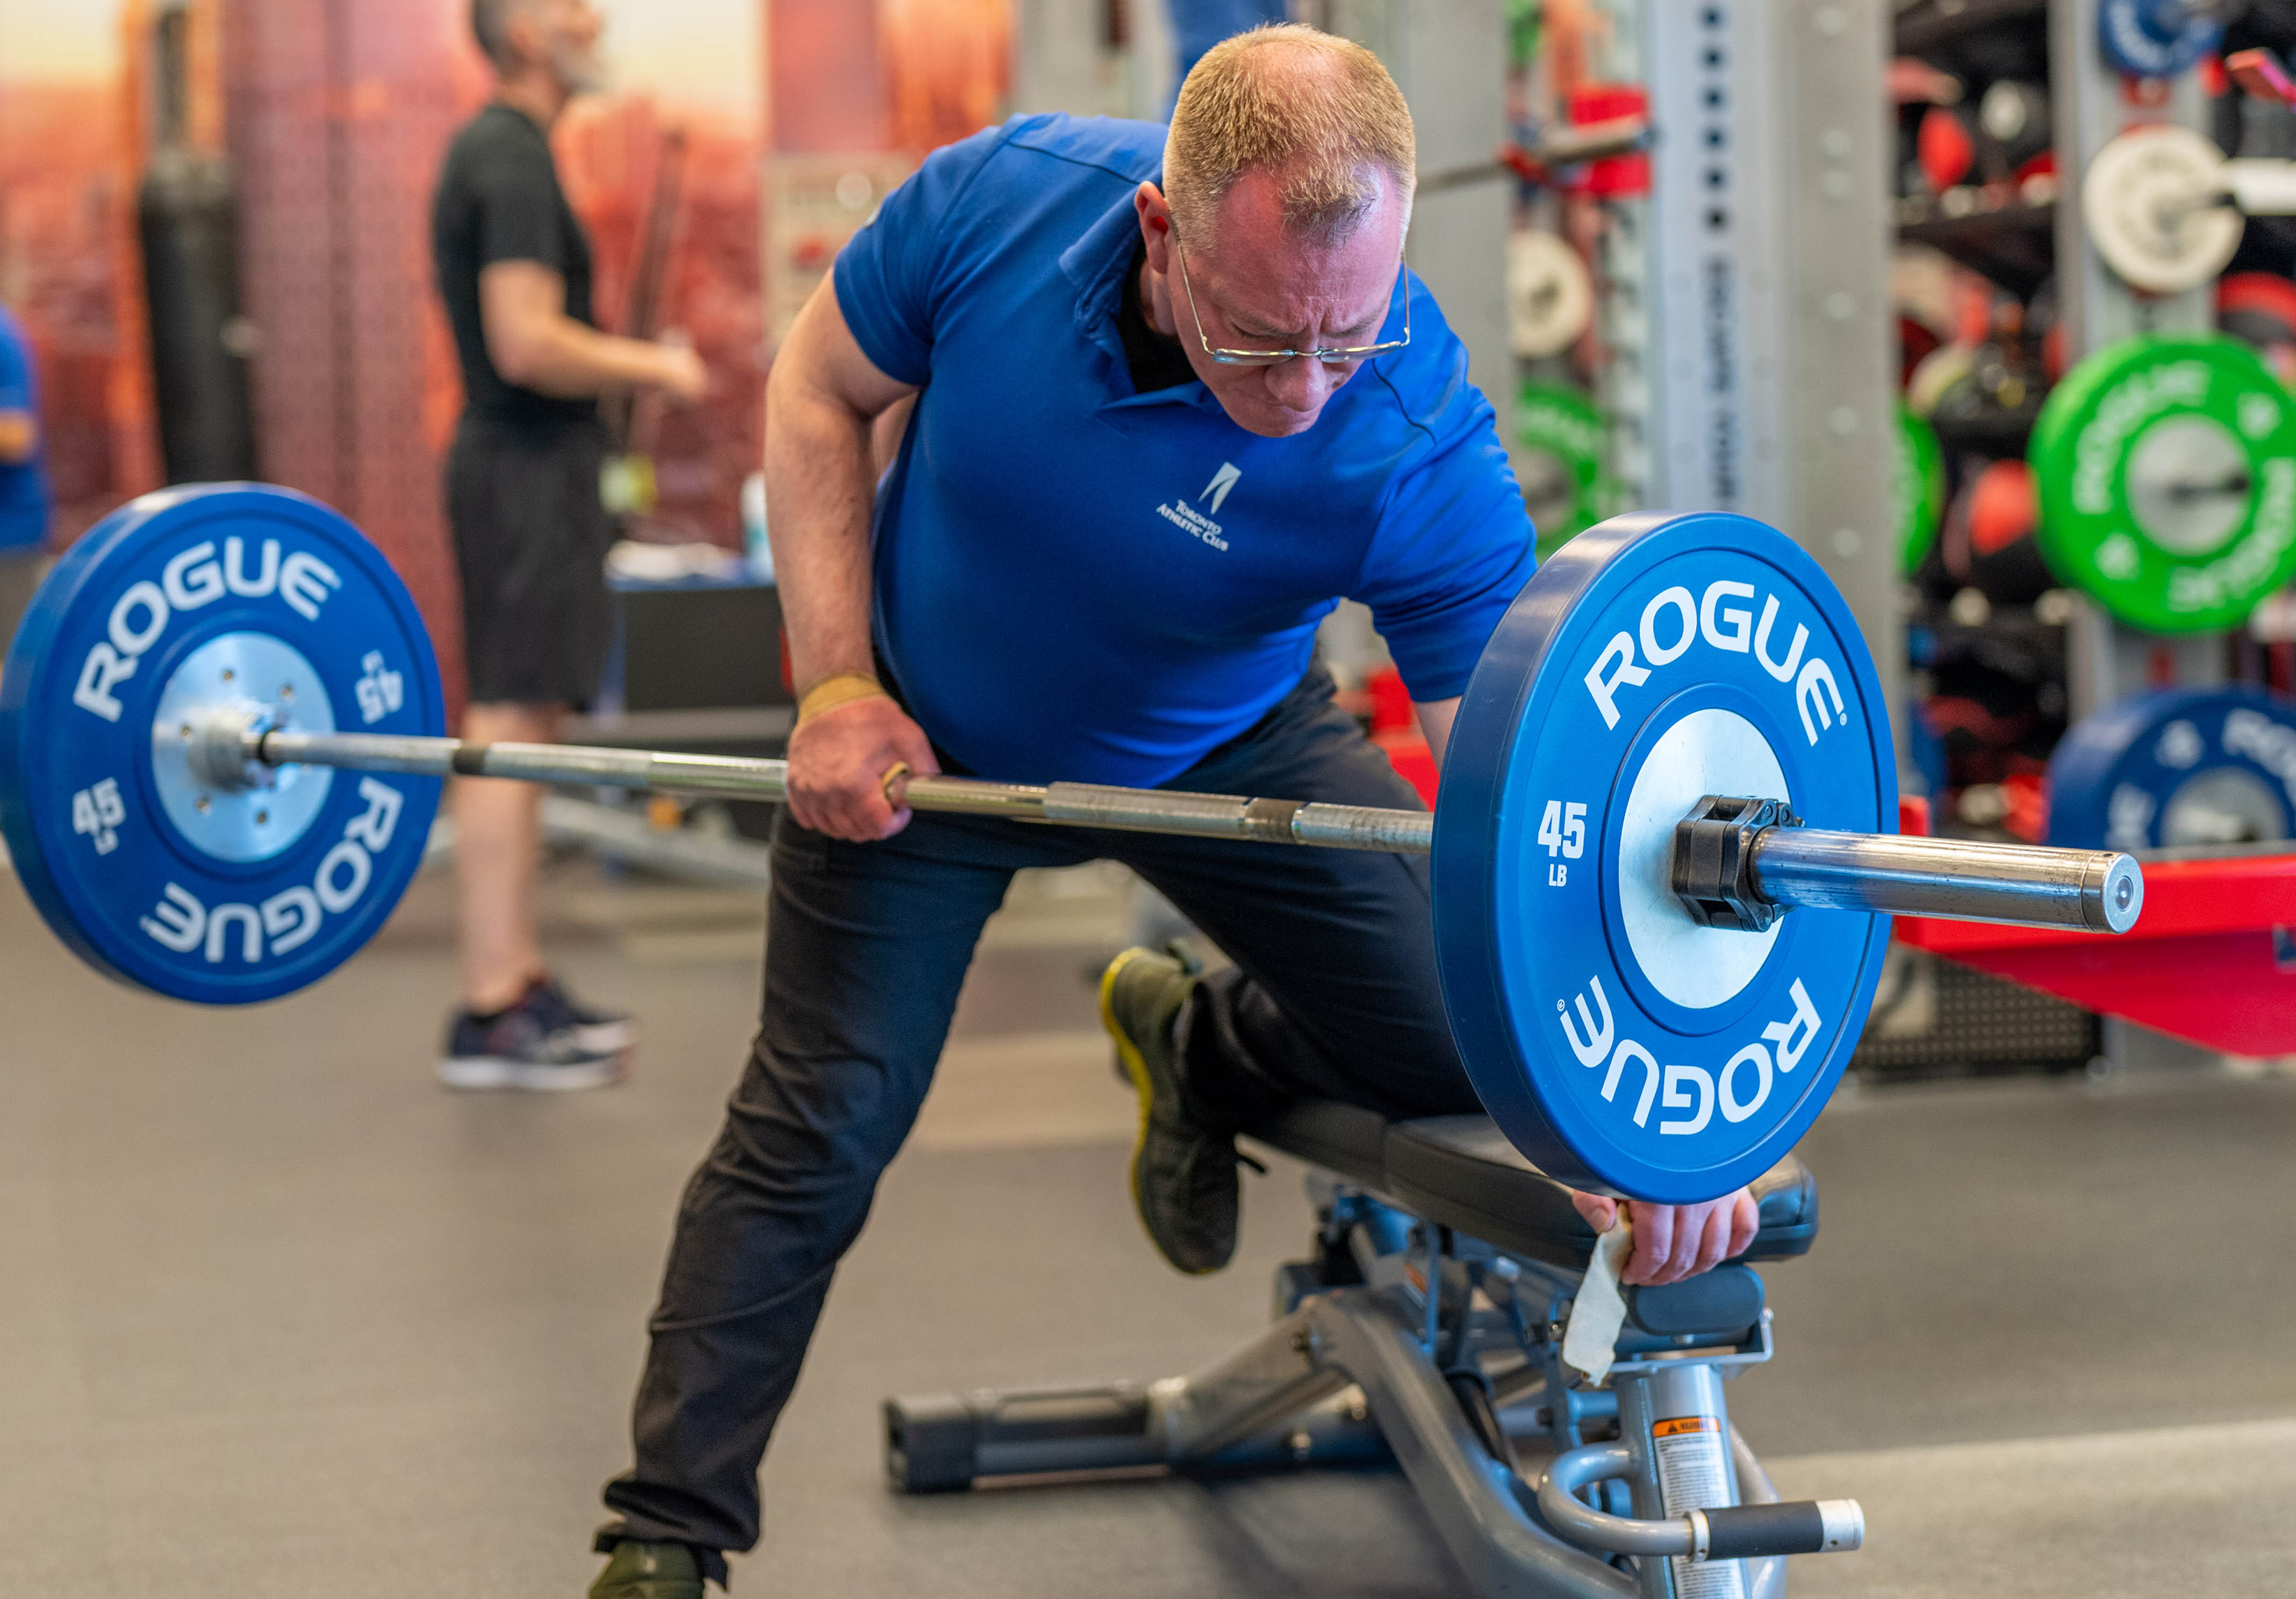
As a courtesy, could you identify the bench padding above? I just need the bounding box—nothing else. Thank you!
[1244,1104,1818,1273]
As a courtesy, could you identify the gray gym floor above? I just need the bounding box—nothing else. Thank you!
[1,854,2292,1597]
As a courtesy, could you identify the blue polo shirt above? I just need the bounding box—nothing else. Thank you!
[0,307,52,554]
[836,113,1532,786]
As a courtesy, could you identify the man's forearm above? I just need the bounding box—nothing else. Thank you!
[1415,698,1459,766]
[498,317,679,399]
[765,378,882,692]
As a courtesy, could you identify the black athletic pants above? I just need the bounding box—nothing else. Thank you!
[597,669,1481,1582]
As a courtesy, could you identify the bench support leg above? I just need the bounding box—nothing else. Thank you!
[1297,1289,1639,1598]
[888,1285,1642,1598]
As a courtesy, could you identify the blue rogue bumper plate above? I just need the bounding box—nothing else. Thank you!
[1434,513,1895,1202]
[0,485,445,1004]
[2048,685,2296,852]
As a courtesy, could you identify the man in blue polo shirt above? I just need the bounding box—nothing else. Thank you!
[590,26,1756,1594]
[0,304,53,652]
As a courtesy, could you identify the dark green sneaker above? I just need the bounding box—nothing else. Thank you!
[1100,945,1245,1275]
[589,1541,705,1599]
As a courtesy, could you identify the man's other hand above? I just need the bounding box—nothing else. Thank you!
[785,694,940,842]
[656,338,708,405]
[1569,1189,1759,1286]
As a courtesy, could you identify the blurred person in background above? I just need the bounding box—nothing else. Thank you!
[431,0,707,1091]
[0,302,53,654]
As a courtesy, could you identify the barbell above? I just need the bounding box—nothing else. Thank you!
[0,486,2144,1202]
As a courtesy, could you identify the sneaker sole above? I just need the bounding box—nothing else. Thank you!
[435,1050,630,1092]
[1098,950,1217,1278]
[573,1020,637,1055]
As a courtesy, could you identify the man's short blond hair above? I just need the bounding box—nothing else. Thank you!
[1164,24,1416,252]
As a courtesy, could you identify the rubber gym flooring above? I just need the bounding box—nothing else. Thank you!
[1,852,2292,1597]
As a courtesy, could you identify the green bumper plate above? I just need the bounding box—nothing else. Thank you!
[1516,382,1611,562]
[1895,403,1945,577]
[2029,333,2296,634]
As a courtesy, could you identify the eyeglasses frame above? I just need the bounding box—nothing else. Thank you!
[1169,232,1411,367]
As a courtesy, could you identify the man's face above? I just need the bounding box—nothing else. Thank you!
[1143,169,1408,440]
[515,0,607,95]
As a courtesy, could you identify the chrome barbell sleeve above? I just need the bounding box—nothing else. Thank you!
[1673,795,2143,934]
[1749,828,2143,934]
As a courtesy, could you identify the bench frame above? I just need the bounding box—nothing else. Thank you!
[886,1157,1858,1597]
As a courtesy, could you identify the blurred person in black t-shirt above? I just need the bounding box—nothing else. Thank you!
[432,0,706,1091]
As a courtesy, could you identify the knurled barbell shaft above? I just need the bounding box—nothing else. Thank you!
[250,730,1438,851]
[249,729,2139,933]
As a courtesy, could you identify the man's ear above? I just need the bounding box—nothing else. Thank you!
[503,4,544,68]
[1134,181,1175,274]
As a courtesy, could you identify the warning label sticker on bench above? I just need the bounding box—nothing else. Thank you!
[1655,1415,1746,1598]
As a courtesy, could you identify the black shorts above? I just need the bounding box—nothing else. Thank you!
[446,415,613,708]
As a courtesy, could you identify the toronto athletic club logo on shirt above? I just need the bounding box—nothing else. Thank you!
[1156,462,1240,551]
[1201,461,1241,514]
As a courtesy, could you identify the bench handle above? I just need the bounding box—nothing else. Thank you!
[1537,1442,1864,1560]
[1692,1500,1865,1560]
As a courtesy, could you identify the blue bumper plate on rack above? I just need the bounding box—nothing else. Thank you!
[0,484,445,1004]
[1434,512,1896,1203]
[2048,685,2295,852]
[2098,0,2222,80]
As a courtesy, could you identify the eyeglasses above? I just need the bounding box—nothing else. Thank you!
[1171,234,1410,367]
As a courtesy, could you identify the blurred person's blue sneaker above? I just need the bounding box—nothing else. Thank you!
[437,978,627,1092]
[528,972,637,1055]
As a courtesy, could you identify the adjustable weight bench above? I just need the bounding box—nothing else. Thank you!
[885,1102,1860,1599]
